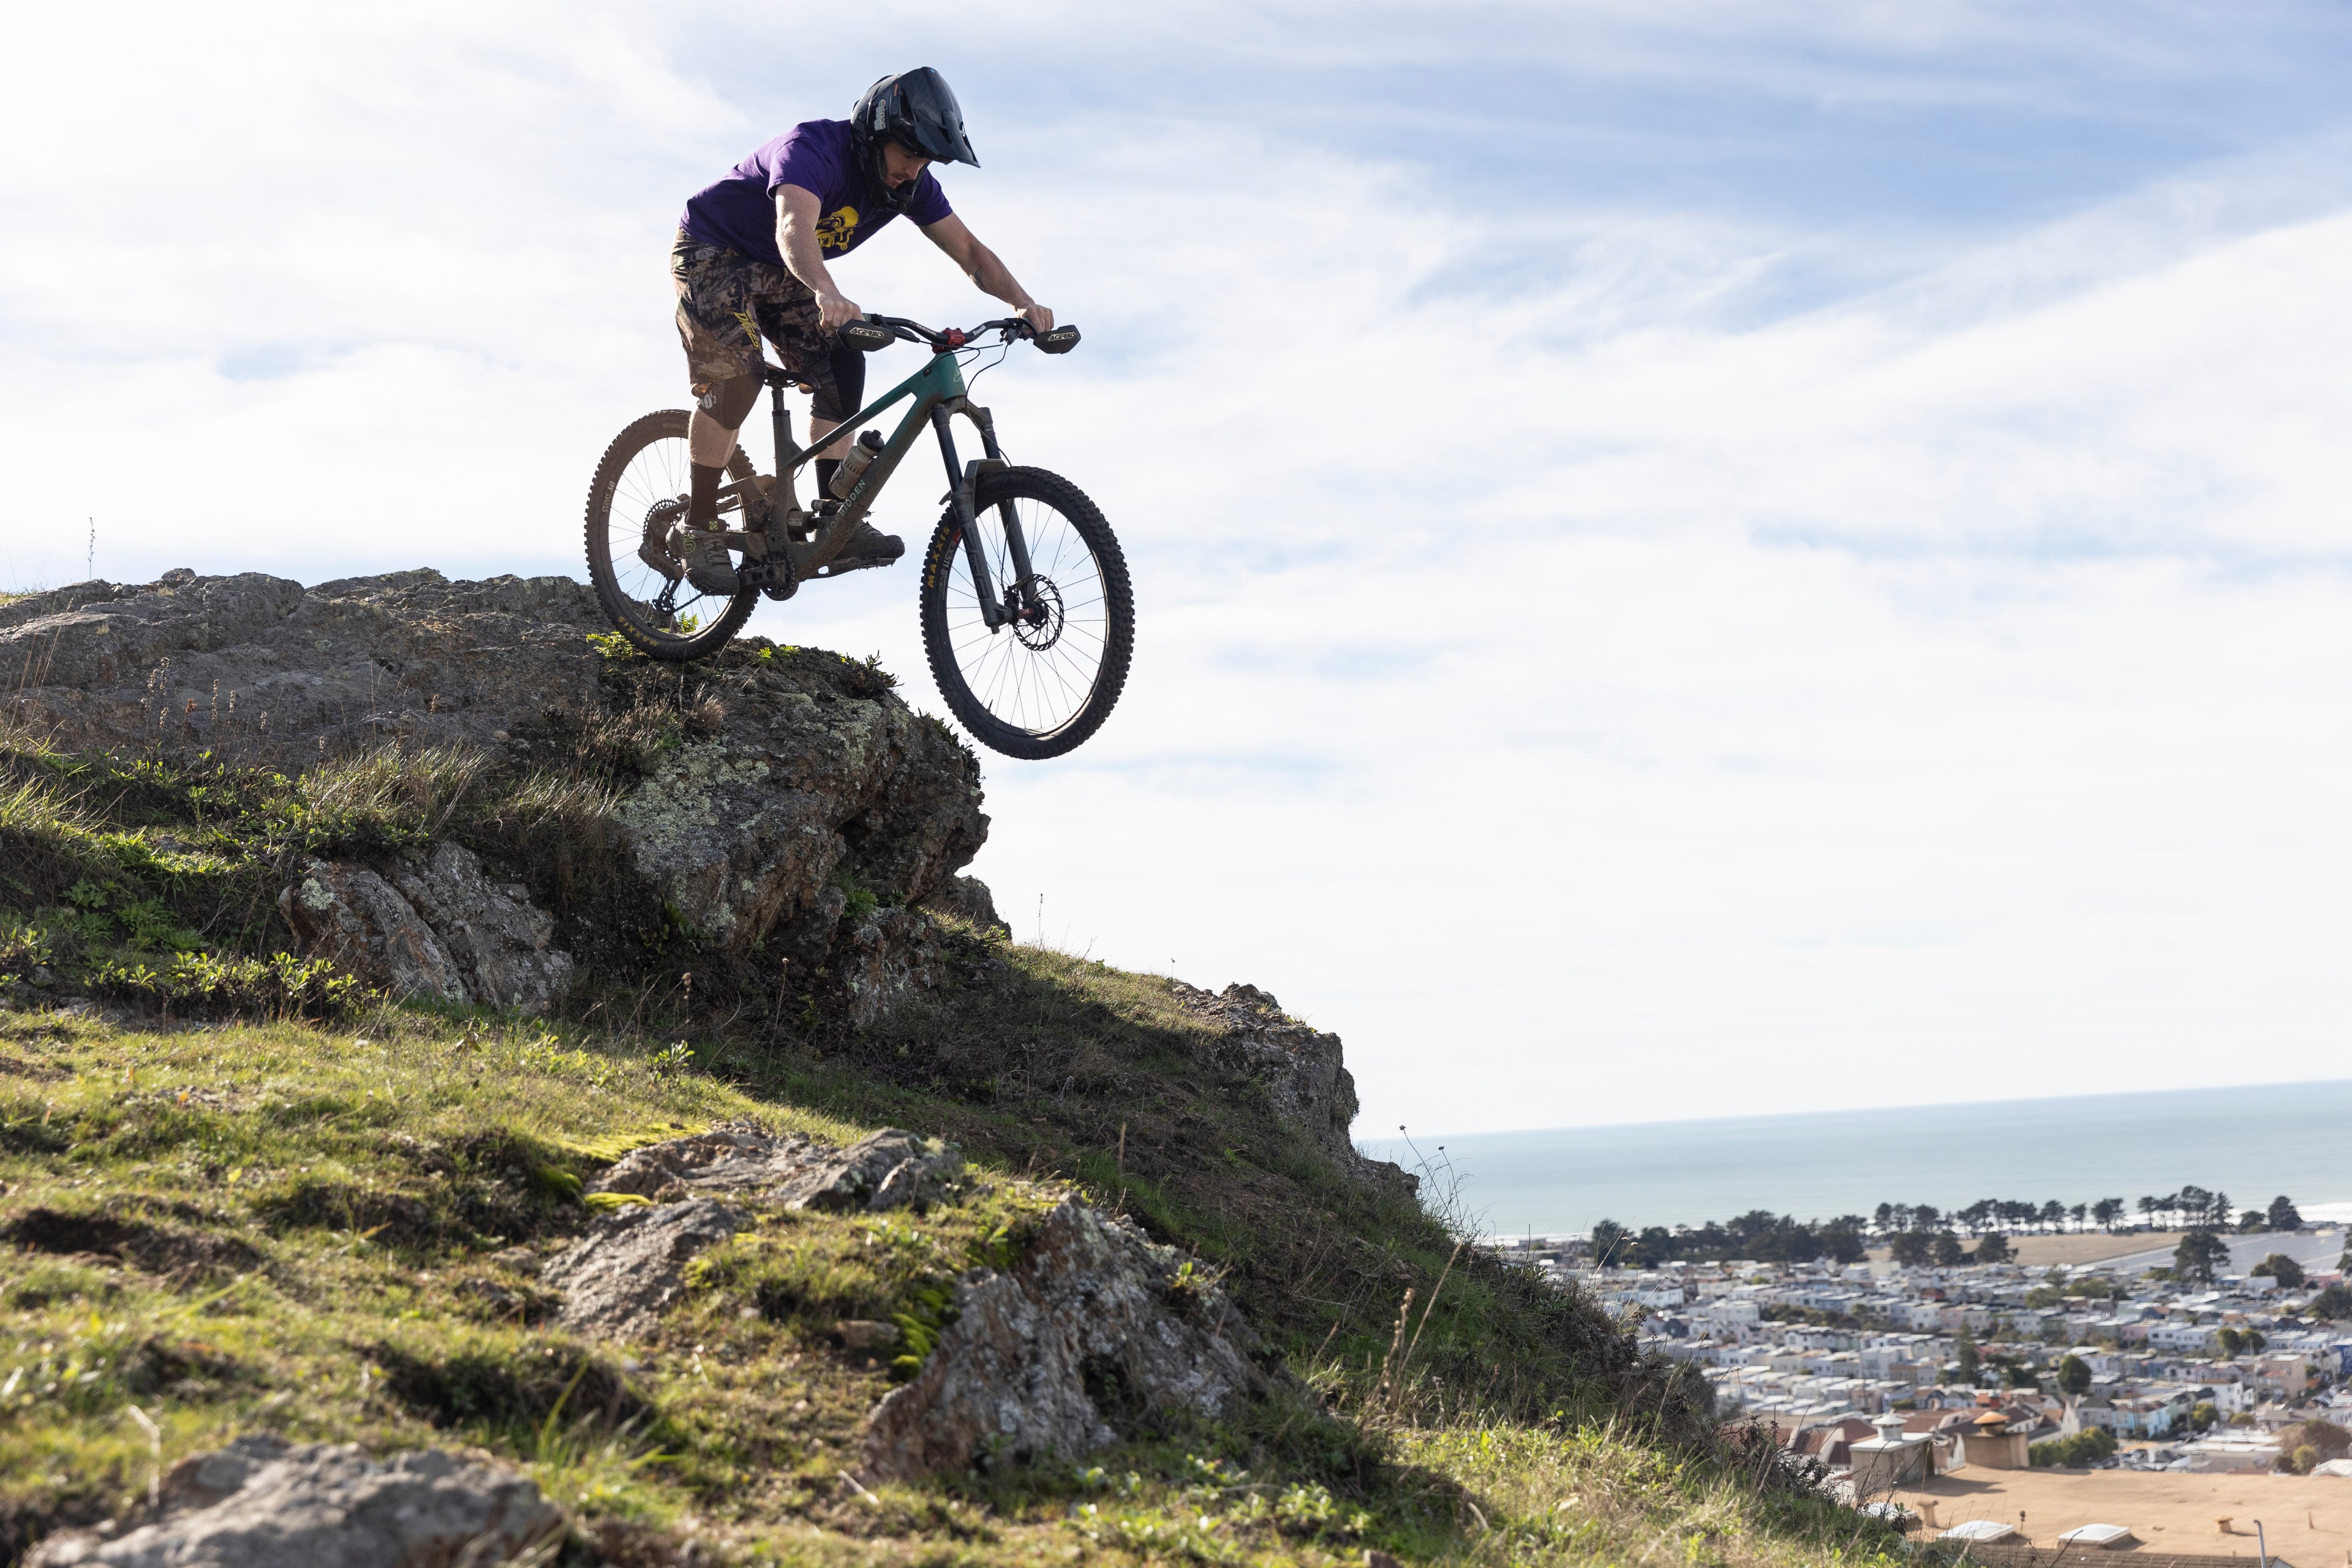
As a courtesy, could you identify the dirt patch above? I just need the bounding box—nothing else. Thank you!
[1869,1234,2185,1269]
[1894,1463,2352,1564]
[371,1341,655,1433]
[254,1180,440,1245]
[124,1335,247,1398]
[0,1052,67,1080]
[1,1205,260,1281]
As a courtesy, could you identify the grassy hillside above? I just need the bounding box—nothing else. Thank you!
[0,709,1901,1566]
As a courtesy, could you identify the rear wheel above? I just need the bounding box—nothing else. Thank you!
[919,467,1134,759]
[584,409,758,662]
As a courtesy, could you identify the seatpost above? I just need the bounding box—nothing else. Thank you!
[769,382,799,519]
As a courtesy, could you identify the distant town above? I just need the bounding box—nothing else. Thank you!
[1498,1190,2352,1482]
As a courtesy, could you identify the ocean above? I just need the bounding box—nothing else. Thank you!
[1354,1078,2352,1241]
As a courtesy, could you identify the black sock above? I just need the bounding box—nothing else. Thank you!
[687,463,722,527]
[815,457,842,499]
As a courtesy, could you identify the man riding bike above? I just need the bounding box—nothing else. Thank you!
[659,67,1057,594]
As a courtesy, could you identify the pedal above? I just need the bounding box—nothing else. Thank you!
[738,558,797,601]
[810,555,895,579]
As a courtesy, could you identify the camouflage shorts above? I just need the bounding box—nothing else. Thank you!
[670,228,839,399]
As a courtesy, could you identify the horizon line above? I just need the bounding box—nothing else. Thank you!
[1363,1074,2352,1146]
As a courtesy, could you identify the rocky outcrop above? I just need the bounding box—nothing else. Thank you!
[0,570,595,752]
[547,1126,966,1340]
[1170,982,1416,1193]
[584,1124,962,1212]
[2,568,989,1010]
[27,1432,562,1566]
[835,908,948,1030]
[862,1197,1270,1481]
[776,1127,963,1213]
[391,841,574,1011]
[541,1198,749,1340]
[276,859,468,1006]
[277,842,573,1012]
[587,1121,821,1199]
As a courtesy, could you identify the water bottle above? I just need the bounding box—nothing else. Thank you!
[830,430,886,499]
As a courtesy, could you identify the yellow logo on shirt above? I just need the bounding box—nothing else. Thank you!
[815,205,861,253]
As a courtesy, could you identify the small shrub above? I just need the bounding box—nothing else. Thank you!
[584,631,640,661]
[2029,1427,2118,1467]
[86,951,371,1020]
[830,869,880,923]
[0,918,51,972]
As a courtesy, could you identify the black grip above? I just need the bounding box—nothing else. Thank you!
[838,320,895,353]
[1035,324,1081,355]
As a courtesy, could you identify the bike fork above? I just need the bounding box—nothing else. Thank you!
[971,408,1038,590]
[933,404,1025,632]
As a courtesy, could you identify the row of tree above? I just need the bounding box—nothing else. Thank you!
[1590,1212,1873,1268]
[1588,1192,2310,1270]
[1870,1191,2301,1238]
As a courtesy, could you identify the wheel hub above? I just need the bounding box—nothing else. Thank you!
[1009,576,1065,650]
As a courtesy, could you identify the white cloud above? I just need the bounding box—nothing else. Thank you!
[5,2,2351,1137]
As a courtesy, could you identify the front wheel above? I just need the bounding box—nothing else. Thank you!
[584,409,759,662]
[919,467,1134,760]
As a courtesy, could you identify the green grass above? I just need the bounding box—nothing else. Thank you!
[0,1000,1899,1566]
[0,683,1892,1565]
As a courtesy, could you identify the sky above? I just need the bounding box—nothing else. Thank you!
[6,2,2352,1137]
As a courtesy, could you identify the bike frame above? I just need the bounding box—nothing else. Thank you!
[712,345,1032,630]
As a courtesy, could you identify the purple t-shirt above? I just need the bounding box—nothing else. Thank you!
[680,119,952,268]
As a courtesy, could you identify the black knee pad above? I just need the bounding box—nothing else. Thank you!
[809,344,867,424]
[697,375,762,431]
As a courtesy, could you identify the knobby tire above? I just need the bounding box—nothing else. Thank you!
[584,409,758,662]
[919,467,1134,760]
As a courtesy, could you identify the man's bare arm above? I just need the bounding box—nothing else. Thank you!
[921,214,1054,333]
[774,186,862,331]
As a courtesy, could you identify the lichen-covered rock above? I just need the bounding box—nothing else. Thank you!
[1170,981,1417,1193]
[391,841,574,1011]
[27,1431,563,1566]
[862,1197,1268,1481]
[1,568,986,1011]
[605,695,980,962]
[276,859,467,1006]
[777,1128,963,1213]
[541,1198,748,1340]
[277,843,573,1015]
[0,575,308,697]
[587,1121,822,1198]
[584,1123,960,1218]
[837,908,945,1030]
[0,570,601,753]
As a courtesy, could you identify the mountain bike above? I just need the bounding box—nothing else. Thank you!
[583,315,1134,761]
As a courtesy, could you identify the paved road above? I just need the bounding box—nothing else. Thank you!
[2080,1226,2344,1280]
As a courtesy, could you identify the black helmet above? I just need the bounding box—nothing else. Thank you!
[851,68,978,213]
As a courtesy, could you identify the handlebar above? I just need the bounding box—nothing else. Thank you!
[854,314,1080,355]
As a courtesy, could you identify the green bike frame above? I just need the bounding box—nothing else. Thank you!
[712,349,1030,628]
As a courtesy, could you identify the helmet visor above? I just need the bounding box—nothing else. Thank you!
[897,67,979,166]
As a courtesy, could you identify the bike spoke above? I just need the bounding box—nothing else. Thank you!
[937,493,1109,738]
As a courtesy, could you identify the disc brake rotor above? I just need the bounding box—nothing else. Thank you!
[1009,576,1065,650]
